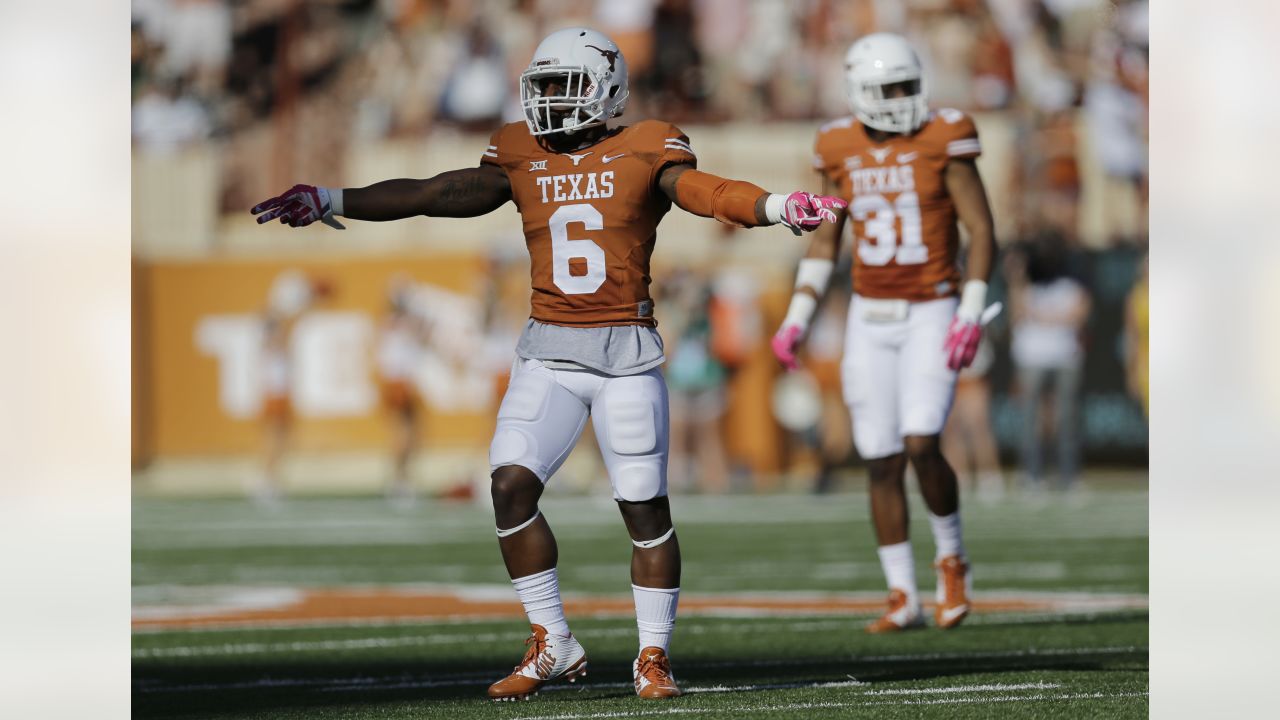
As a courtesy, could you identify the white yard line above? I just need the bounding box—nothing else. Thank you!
[863,681,1059,695]
[869,690,1150,706]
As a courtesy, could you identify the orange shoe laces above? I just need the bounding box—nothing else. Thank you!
[942,561,966,603]
[515,633,547,673]
[637,653,673,684]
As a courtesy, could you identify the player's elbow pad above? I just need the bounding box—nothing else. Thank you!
[674,169,768,227]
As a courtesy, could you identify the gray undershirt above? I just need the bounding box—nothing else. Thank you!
[515,319,666,376]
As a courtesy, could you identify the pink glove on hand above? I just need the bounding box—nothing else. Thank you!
[771,324,805,371]
[943,318,982,371]
[780,192,847,235]
[251,184,345,229]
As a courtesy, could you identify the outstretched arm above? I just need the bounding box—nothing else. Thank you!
[344,164,512,220]
[655,163,845,234]
[252,164,512,227]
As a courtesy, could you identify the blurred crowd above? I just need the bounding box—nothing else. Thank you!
[133,0,1148,496]
[132,0,1148,242]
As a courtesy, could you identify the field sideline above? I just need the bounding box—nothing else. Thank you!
[133,484,1148,718]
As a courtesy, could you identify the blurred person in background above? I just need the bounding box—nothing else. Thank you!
[250,26,844,701]
[661,269,730,494]
[941,334,1005,501]
[1006,231,1091,492]
[643,0,706,121]
[772,269,853,495]
[255,270,331,507]
[1084,0,1148,242]
[772,33,998,634]
[136,0,233,98]
[439,21,510,131]
[377,276,432,507]
[595,0,658,84]
[257,309,292,507]
[1125,253,1148,419]
[132,74,213,154]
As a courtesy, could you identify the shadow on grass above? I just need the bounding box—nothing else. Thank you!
[133,641,1148,718]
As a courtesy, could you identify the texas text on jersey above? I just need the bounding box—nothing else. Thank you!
[812,107,981,302]
[482,120,696,328]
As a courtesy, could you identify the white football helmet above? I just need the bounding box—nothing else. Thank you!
[520,27,629,136]
[844,33,929,134]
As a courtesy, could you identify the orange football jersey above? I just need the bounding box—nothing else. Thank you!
[813,109,982,302]
[481,120,697,327]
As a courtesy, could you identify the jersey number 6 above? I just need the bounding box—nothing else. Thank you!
[550,203,607,295]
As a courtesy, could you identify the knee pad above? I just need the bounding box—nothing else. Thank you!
[611,462,665,502]
[851,410,904,460]
[901,399,952,439]
[605,398,657,456]
[489,427,538,473]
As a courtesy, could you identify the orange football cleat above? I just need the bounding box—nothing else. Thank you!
[487,624,587,701]
[633,646,682,698]
[865,589,925,634]
[934,555,972,629]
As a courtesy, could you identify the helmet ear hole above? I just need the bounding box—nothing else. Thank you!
[608,86,619,98]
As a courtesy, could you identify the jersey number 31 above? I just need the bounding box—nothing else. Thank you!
[851,192,925,267]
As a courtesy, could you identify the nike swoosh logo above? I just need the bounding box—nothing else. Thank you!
[602,152,627,164]
[939,605,968,623]
[897,152,918,163]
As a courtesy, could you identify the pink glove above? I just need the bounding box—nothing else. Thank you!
[943,318,982,371]
[780,192,847,235]
[771,324,804,371]
[251,184,345,229]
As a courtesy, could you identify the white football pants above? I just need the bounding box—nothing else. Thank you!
[489,358,670,502]
[841,295,960,459]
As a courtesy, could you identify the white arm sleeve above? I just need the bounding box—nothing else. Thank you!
[957,279,988,322]
[763,193,788,225]
[780,258,834,331]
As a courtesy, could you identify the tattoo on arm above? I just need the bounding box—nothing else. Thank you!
[437,175,485,204]
[423,165,512,217]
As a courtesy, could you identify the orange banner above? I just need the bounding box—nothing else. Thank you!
[136,254,515,458]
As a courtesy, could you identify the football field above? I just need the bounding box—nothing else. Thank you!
[133,481,1148,718]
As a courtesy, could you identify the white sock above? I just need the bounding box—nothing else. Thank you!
[928,512,965,561]
[877,541,918,603]
[511,568,570,637]
[632,584,679,652]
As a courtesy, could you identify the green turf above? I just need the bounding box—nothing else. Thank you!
[133,486,1148,718]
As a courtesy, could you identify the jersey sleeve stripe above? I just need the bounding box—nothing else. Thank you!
[483,151,498,157]
[946,139,982,156]
[664,138,693,152]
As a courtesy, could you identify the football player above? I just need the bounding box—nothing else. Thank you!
[252,27,844,700]
[771,33,998,633]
